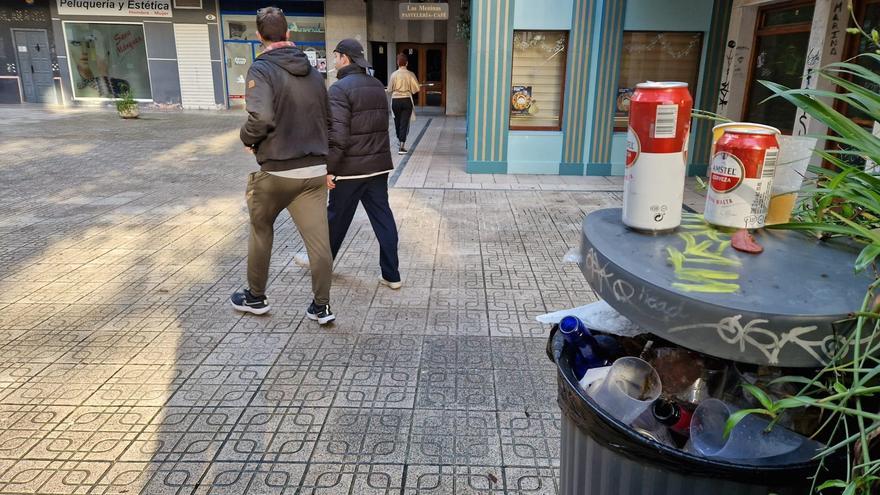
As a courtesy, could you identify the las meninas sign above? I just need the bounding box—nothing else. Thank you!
[57,0,173,18]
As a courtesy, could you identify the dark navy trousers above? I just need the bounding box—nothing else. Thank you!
[328,173,401,282]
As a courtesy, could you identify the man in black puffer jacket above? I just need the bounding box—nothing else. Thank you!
[326,39,402,289]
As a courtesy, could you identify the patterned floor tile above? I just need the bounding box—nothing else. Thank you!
[120,406,243,464]
[312,408,410,464]
[300,463,403,495]
[335,366,418,409]
[168,366,268,408]
[402,465,505,494]
[416,367,496,411]
[195,461,307,494]
[217,406,326,463]
[498,412,561,468]
[408,409,501,465]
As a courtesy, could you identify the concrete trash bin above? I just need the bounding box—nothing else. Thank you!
[547,328,824,495]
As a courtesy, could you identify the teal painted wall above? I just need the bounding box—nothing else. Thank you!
[507,0,574,174]
[584,0,627,173]
[513,0,573,29]
[561,0,599,175]
[623,0,713,31]
[607,0,717,175]
[508,132,565,174]
[467,0,515,174]
[466,0,726,176]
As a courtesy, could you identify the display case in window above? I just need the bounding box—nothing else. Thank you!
[509,30,568,131]
[615,31,703,129]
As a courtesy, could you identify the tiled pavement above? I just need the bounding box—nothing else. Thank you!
[0,108,703,494]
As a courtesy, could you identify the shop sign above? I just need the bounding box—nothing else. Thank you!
[57,0,173,18]
[399,2,448,20]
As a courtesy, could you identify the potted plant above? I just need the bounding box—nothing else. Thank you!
[115,90,139,119]
[724,9,880,494]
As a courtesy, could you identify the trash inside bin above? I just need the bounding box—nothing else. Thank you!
[547,327,829,495]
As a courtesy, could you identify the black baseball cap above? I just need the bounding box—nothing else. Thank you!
[333,38,370,69]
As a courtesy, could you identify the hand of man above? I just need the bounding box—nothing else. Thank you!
[326,175,336,190]
[244,146,254,154]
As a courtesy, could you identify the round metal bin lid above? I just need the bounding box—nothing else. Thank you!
[578,208,871,367]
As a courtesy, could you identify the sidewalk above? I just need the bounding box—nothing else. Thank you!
[0,108,701,494]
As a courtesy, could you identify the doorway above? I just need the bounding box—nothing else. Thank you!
[370,42,388,86]
[397,43,445,107]
[12,29,56,104]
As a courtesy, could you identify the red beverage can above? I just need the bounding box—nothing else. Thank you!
[704,129,779,229]
[623,82,693,232]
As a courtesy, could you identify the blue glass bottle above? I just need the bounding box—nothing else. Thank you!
[559,315,610,379]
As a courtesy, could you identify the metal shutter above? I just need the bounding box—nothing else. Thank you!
[173,24,217,109]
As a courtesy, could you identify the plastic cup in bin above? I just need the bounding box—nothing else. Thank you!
[689,398,807,462]
[587,357,661,425]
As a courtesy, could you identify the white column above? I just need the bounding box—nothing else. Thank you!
[793,0,847,138]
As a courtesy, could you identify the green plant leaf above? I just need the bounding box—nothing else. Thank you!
[743,383,774,410]
[723,408,770,439]
[816,479,848,491]
[855,244,880,272]
[768,375,830,391]
[766,222,865,237]
[774,397,815,410]
[833,381,849,395]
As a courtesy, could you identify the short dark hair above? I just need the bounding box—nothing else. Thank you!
[396,53,408,67]
[256,7,287,43]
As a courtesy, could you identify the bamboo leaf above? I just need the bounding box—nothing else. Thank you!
[766,222,864,237]
[768,375,829,391]
[816,479,848,491]
[724,408,771,439]
[743,383,774,411]
[855,244,880,273]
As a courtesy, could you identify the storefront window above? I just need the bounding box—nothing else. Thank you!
[510,30,567,130]
[222,13,326,106]
[743,2,814,133]
[615,31,703,128]
[64,23,151,100]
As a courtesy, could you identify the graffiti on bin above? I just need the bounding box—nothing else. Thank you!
[667,315,835,365]
[584,248,685,321]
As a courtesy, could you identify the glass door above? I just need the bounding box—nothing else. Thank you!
[224,41,255,107]
[397,43,445,107]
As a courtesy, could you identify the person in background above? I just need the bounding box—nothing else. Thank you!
[231,6,336,325]
[387,53,421,155]
[326,38,402,290]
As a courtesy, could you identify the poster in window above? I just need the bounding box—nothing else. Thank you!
[510,85,533,116]
[64,23,152,99]
[617,87,633,114]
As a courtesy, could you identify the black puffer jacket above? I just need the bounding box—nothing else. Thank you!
[327,64,393,177]
[240,46,329,172]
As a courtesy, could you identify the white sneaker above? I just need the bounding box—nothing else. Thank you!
[294,252,310,267]
[379,277,402,290]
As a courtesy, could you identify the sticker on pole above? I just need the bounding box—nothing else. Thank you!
[626,126,640,168]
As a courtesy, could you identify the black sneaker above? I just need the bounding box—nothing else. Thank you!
[230,289,270,315]
[306,301,336,325]
[398,143,407,155]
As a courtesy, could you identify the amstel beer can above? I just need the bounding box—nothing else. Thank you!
[704,129,779,229]
[623,82,693,232]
